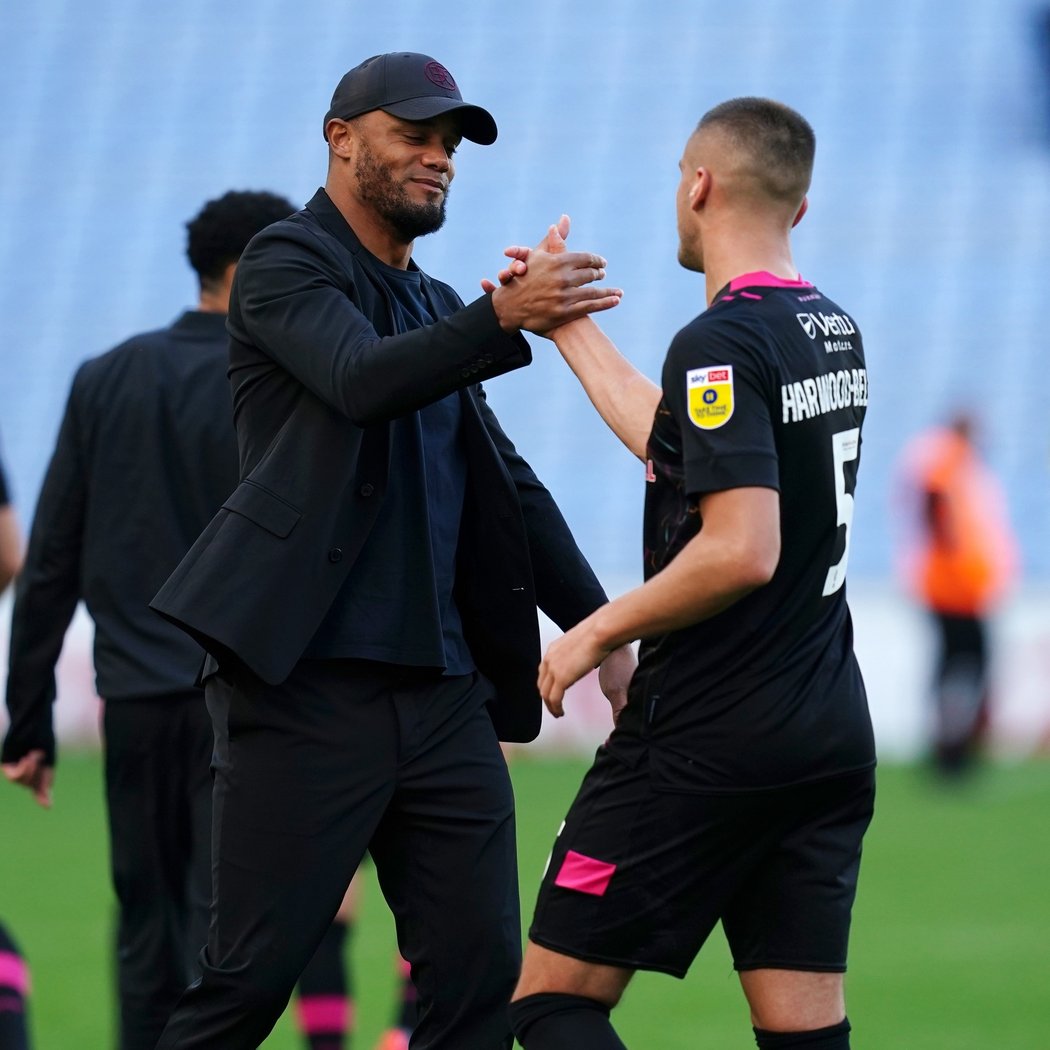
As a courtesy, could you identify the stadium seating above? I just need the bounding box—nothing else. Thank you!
[1,0,1047,582]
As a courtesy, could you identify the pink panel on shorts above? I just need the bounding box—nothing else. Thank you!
[554,850,617,896]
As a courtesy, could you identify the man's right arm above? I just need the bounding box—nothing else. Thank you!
[2,380,89,792]
[233,224,622,428]
[485,222,659,460]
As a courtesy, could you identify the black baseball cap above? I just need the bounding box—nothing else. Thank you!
[323,52,497,145]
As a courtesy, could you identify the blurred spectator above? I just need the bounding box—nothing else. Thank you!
[895,413,1019,773]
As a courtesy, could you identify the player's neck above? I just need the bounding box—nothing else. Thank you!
[702,228,798,305]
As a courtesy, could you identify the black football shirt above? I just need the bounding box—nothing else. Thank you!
[610,272,876,791]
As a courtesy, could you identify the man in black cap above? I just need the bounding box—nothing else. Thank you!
[151,52,633,1050]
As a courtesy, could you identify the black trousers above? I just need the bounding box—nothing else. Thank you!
[103,694,213,1050]
[931,612,989,770]
[156,659,520,1050]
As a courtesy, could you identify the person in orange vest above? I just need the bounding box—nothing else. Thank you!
[897,413,1018,773]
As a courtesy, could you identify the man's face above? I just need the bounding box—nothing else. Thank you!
[350,111,462,242]
[676,135,704,273]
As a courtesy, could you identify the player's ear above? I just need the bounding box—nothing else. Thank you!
[689,168,711,212]
[791,195,809,228]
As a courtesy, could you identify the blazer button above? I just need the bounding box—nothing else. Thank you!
[328,548,343,563]
[359,483,374,497]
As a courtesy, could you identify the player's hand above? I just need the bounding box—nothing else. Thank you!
[480,247,529,293]
[538,615,611,718]
[2,749,55,808]
[597,643,636,725]
[480,214,571,293]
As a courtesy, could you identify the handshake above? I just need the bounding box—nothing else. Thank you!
[483,215,622,337]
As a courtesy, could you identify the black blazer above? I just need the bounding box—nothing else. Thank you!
[3,312,237,764]
[152,190,607,741]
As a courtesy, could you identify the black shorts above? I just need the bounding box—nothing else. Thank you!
[527,746,875,978]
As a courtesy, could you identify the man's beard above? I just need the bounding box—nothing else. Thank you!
[355,141,447,242]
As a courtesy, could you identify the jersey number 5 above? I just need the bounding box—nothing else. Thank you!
[823,427,860,596]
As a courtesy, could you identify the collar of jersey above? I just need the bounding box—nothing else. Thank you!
[726,270,812,293]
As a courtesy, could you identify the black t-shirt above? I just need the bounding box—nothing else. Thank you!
[610,272,876,792]
[304,257,474,674]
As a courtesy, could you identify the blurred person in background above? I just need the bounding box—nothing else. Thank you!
[895,412,1018,774]
[0,191,294,1050]
[0,445,31,1050]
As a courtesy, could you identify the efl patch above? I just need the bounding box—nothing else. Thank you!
[686,365,734,430]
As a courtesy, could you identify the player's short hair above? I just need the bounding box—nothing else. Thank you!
[185,190,296,285]
[697,98,815,206]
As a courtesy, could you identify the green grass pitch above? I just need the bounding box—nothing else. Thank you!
[1,752,1048,1047]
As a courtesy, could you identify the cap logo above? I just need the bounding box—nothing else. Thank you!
[424,61,457,91]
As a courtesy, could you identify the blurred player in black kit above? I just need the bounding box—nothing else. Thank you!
[498,99,876,1050]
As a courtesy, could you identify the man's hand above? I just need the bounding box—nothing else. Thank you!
[597,643,637,725]
[538,613,612,719]
[2,749,54,807]
[487,216,621,335]
[480,214,570,293]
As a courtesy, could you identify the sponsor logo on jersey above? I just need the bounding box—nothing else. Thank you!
[687,365,734,429]
[781,368,869,423]
[796,311,857,340]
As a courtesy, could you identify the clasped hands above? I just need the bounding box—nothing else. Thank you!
[486,216,621,336]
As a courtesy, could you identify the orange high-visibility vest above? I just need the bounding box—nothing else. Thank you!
[900,429,1017,615]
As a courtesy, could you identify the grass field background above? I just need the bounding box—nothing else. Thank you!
[1,752,1047,1048]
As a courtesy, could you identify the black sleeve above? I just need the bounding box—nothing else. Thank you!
[230,223,533,426]
[2,376,89,766]
[0,449,9,507]
[474,385,608,631]
[664,315,781,497]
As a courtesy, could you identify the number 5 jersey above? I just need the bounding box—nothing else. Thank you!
[612,271,876,792]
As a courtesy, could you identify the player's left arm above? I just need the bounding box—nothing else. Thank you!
[538,484,779,715]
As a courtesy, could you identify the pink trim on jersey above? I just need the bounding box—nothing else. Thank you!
[0,994,25,1015]
[739,291,763,300]
[0,953,28,996]
[295,994,351,1034]
[554,850,617,896]
[728,270,811,291]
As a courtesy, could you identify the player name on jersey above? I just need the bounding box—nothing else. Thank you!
[781,367,868,424]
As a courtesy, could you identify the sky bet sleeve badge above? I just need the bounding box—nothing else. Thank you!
[687,365,734,429]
